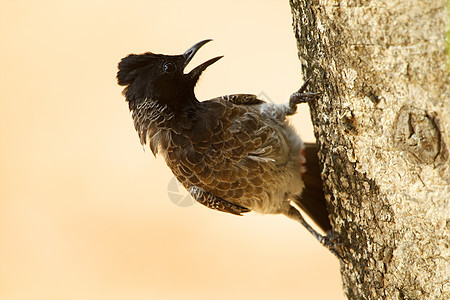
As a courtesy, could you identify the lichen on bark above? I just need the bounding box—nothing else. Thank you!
[289,0,449,299]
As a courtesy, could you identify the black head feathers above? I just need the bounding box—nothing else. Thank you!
[116,40,222,110]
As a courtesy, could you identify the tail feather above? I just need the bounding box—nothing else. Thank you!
[293,142,331,233]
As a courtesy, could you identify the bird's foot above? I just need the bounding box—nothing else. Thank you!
[289,91,321,105]
[285,205,346,261]
[319,231,346,261]
[288,77,321,113]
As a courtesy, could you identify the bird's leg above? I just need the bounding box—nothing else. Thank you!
[288,77,321,115]
[285,205,343,259]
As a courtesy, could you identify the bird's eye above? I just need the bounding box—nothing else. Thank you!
[163,62,176,73]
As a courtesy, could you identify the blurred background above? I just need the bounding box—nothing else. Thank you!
[0,1,344,299]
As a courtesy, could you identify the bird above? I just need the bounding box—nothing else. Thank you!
[117,39,339,257]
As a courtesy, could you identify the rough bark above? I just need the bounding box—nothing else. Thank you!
[289,1,449,299]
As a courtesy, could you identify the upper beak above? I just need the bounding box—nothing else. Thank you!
[183,39,223,78]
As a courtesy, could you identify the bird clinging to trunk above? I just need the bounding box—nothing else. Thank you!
[117,40,339,257]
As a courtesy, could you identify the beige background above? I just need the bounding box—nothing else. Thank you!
[0,1,345,299]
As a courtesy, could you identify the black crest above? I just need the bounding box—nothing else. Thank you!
[117,52,188,110]
[117,40,223,111]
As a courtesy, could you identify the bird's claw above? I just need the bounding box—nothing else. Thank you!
[321,231,346,262]
[289,91,322,105]
[297,77,312,93]
[289,77,321,108]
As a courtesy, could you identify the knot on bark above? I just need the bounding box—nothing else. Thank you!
[393,105,447,165]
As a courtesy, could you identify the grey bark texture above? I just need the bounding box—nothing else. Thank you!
[289,1,449,299]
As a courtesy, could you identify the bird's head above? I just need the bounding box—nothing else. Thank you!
[117,39,222,110]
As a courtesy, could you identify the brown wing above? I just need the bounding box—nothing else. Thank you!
[165,97,280,213]
[221,94,265,105]
[188,185,251,216]
[293,143,331,232]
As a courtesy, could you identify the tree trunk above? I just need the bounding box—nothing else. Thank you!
[289,1,449,299]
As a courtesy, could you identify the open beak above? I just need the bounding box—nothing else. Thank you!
[183,39,223,79]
